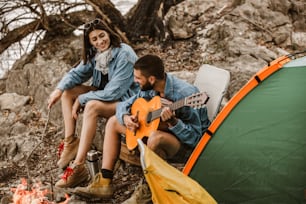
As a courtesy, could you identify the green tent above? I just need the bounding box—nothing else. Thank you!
[183,54,306,203]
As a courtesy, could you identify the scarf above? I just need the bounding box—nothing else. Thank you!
[95,47,112,75]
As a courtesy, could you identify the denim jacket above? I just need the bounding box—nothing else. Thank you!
[57,43,139,106]
[116,73,211,148]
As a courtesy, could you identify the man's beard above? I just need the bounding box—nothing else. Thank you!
[141,81,154,91]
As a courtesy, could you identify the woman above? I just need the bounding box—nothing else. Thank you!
[47,18,139,188]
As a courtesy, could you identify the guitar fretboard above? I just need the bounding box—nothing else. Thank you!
[147,98,185,123]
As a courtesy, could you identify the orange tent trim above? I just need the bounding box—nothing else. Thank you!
[183,55,291,175]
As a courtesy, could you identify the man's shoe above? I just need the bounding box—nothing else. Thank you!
[74,172,114,198]
[55,163,89,188]
[122,180,152,204]
[57,136,79,169]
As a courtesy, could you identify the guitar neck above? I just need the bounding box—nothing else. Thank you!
[148,98,185,122]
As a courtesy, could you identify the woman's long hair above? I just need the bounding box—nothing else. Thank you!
[82,19,122,64]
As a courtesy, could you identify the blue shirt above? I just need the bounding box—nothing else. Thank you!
[56,43,139,106]
[116,73,211,148]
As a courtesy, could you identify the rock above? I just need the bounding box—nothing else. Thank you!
[0,93,30,112]
[5,68,31,96]
[0,141,18,160]
[0,111,16,130]
[170,71,196,84]
[269,0,291,14]
[167,15,194,40]
[0,79,5,95]
[10,122,28,136]
[292,32,306,49]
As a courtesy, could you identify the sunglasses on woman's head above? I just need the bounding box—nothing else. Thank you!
[84,19,102,30]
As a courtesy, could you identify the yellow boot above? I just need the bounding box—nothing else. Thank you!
[74,172,114,198]
[57,136,79,169]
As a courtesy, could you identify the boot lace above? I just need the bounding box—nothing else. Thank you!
[61,166,74,181]
[57,140,64,158]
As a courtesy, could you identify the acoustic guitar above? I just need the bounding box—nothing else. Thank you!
[125,92,209,150]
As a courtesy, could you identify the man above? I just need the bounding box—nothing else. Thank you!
[74,54,211,203]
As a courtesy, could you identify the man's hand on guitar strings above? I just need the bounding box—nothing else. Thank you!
[123,114,139,132]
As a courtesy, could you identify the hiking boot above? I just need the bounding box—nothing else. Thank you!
[122,180,152,204]
[55,163,90,188]
[74,172,114,198]
[57,136,79,169]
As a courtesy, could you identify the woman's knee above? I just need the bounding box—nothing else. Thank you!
[83,100,102,116]
[106,115,117,128]
[84,100,116,118]
[106,116,125,134]
[61,87,83,101]
[62,85,94,100]
[61,89,74,99]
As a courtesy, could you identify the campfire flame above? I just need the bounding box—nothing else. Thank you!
[11,178,70,204]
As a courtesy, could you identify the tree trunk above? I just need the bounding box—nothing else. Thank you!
[126,0,184,42]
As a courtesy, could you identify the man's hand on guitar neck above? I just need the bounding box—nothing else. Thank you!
[161,107,178,127]
[160,97,173,107]
[123,114,139,132]
[160,98,178,127]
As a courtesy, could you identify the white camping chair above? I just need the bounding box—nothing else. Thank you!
[194,64,230,121]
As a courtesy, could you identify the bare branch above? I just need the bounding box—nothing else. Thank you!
[0,20,42,54]
[0,6,97,55]
[33,0,51,31]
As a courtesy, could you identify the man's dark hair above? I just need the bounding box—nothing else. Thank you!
[134,54,165,80]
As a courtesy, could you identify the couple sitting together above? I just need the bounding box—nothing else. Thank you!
[47,18,210,203]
